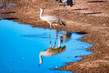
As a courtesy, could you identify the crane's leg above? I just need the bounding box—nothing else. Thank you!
[49,23,52,47]
[53,24,56,29]
[50,24,52,29]
[64,3,67,16]
[58,37,61,47]
[58,5,59,11]
[0,9,1,19]
[49,28,51,48]
[53,29,58,48]
[73,0,74,5]
[73,0,76,5]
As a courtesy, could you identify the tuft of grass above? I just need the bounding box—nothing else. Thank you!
[105,63,109,66]
[100,63,109,66]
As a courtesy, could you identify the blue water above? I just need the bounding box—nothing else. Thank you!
[0,20,93,73]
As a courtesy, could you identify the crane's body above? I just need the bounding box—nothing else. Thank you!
[39,46,66,57]
[40,7,66,28]
[40,15,60,24]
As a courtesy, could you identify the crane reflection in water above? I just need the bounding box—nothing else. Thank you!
[39,29,72,65]
[0,20,93,73]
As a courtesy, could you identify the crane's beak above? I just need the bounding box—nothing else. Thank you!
[38,64,41,67]
[39,6,42,9]
[38,62,43,67]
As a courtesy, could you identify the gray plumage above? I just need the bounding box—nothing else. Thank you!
[40,7,66,28]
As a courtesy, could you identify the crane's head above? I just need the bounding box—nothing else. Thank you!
[40,6,43,10]
[39,51,44,65]
[40,7,42,9]
[40,7,44,12]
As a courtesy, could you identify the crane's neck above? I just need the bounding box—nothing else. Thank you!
[39,52,43,64]
[40,8,44,19]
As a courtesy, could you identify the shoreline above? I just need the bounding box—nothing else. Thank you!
[1,0,109,72]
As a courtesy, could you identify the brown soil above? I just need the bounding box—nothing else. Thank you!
[1,0,109,73]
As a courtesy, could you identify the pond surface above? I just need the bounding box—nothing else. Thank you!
[0,19,93,73]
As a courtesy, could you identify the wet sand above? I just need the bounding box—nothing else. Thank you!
[1,0,109,72]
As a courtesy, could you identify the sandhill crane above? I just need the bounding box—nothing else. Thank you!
[40,7,66,29]
[55,0,73,15]
[39,30,66,65]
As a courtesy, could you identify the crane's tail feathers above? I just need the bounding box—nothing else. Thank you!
[60,19,66,26]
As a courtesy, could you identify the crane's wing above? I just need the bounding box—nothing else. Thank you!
[43,16,60,23]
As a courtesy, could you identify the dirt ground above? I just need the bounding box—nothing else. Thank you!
[0,0,109,73]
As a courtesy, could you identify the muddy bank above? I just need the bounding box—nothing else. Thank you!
[1,0,109,73]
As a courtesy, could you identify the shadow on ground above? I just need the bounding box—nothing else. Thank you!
[76,31,87,35]
[84,12,102,15]
[88,1,108,3]
[1,12,16,14]
[72,8,88,11]
[3,18,18,20]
